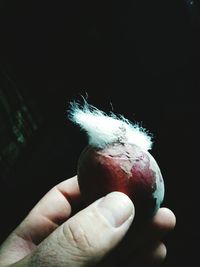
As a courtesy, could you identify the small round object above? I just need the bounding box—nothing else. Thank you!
[77,142,165,221]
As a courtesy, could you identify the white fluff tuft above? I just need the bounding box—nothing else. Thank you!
[68,101,153,151]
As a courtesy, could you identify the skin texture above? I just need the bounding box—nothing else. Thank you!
[78,143,164,221]
[0,176,176,267]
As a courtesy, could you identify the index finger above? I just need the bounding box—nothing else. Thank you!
[15,176,81,245]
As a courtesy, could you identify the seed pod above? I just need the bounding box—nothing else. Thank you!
[69,102,164,220]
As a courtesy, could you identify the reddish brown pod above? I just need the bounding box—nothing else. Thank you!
[69,102,164,220]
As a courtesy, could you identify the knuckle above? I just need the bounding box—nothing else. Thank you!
[63,219,97,256]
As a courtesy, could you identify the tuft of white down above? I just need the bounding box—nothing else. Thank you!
[68,101,153,151]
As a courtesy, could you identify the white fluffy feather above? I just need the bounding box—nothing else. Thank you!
[68,101,153,151]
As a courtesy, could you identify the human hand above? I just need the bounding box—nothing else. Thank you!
[0,176,176,267]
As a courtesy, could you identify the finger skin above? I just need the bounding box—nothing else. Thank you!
[94,207,176,267]
[124,242,167,267]
[7,192,135,267]
[17,176,81,244]
[0,176,81,266]
[0,175,176,267]
[128,207,176,250]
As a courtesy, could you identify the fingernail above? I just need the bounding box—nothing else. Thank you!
[98,192,135,227]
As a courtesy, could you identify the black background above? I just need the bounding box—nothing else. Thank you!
[0,1,200,266]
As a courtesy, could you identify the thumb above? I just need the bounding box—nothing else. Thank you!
[24,192,134,267]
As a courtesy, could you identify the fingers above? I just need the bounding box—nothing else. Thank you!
[96,207,176,267]
[16,176,81,245]
[151,207,176,234]
[147,242,167,265]
[19,192,135,267]
[125,242,167,267]
[0,176,81,266]
[143,207,176,246]
[0,175,176,267]
[128,207,176,250]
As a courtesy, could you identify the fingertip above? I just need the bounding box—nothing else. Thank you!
[98,192,135,228]
[152,207,176,232]
[150,242,167,263]
[129,242,167,267]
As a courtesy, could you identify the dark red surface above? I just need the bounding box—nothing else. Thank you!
[77,143,162,220]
